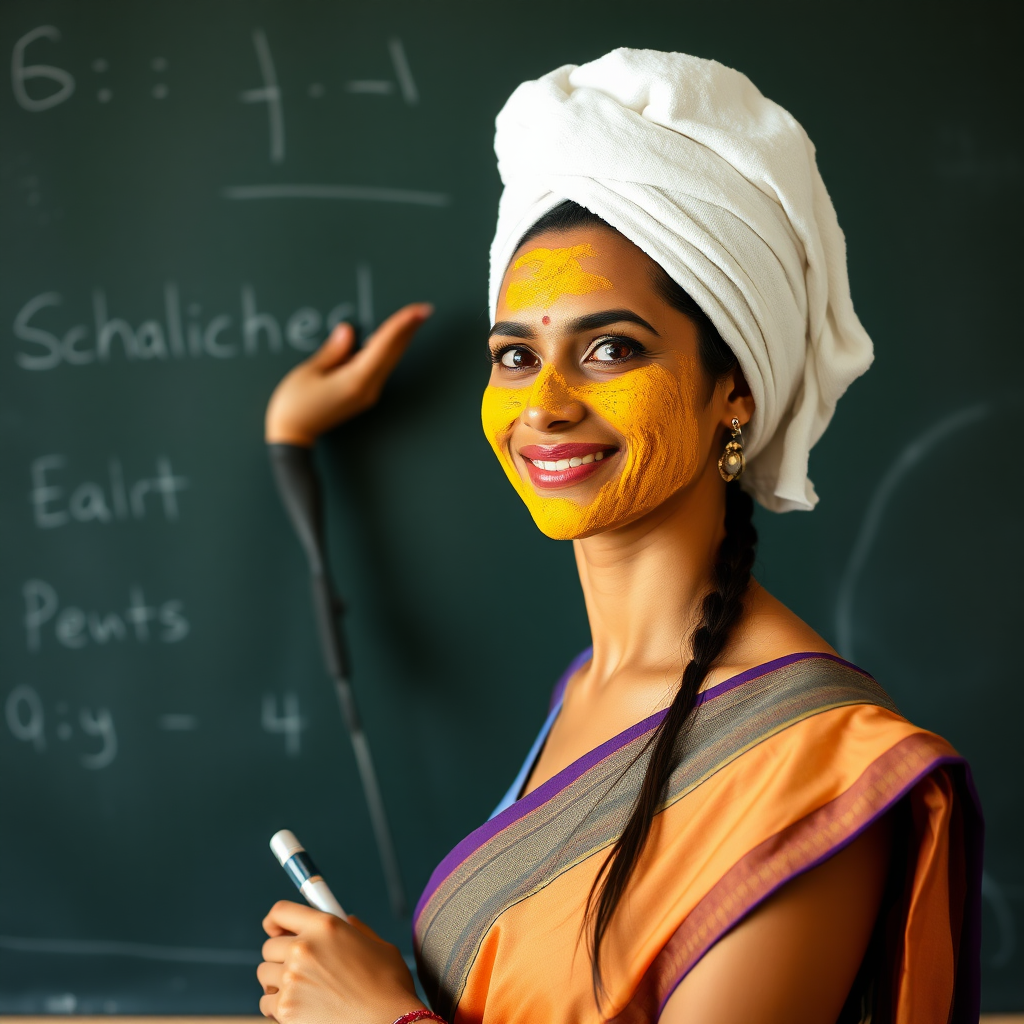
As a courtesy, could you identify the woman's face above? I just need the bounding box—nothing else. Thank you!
[482,225,726,541]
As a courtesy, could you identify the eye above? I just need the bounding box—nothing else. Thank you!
[585,337,642,363]
[495,345,540,370]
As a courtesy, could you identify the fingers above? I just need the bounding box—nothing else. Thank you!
[257,959,284,993]
[258,989,278,1019]
[307,322,356,372]
[262,899,326,937]
[261,934,296,962]
[264,301,432,444]
[342,302,433,402]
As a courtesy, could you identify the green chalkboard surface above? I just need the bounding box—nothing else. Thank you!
[2,0,1022,1013]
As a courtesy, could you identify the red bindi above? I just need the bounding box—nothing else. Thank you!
[542,315,550,325]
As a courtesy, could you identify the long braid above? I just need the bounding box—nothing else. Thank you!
[585,481,758,999]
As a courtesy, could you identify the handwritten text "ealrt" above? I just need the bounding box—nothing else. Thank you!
[30,455,188,528]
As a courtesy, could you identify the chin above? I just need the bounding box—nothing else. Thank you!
[521,477,679,541]
[529,509,647,542]
[533,522,585,542]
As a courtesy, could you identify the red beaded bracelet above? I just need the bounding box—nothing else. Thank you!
[391,1012,447,1024]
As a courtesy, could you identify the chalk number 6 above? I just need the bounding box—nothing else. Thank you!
[12,26,75,113]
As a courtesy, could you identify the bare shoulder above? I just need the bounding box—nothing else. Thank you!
[710,580,836,686]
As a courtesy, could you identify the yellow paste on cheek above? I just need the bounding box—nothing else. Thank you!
[504,245,613,311]
[481,355,702,540]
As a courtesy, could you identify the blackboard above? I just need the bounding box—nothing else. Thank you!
[1,0,1021,1013]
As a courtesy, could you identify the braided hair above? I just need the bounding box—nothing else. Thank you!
[513,201,759,999]
[584,480,756,998]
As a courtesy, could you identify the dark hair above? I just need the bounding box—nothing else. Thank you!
[514,200,758,1002]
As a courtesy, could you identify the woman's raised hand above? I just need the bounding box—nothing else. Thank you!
[258,900,427,1024]
[265,303,433,446]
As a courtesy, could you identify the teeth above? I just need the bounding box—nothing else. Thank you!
[530,451,610,470]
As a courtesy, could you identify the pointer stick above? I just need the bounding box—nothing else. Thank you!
[268,443,407,917]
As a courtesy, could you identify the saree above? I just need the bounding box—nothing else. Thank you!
[414,652,983,1023]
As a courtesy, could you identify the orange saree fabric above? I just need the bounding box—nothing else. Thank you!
[414,653,982,1023]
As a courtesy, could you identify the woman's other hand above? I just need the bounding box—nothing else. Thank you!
[265,303,433,446]
[258,900,426,1024]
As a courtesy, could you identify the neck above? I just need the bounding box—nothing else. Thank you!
[573,458,726,687]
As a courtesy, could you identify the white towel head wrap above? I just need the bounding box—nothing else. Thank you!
[489,49,873,512]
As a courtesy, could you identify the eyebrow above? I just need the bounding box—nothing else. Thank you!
[488,308,661,340]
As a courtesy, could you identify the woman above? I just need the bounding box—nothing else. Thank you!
[256,50,981,1024]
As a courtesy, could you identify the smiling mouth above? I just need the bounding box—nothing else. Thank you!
[518,443,618,489]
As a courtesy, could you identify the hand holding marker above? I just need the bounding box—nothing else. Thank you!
[271,829,347,920]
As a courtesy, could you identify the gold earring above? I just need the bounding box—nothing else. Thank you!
[718,418,745,482]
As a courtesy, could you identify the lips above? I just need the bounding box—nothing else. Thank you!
[519,443,612,461]
[518,442,617,490]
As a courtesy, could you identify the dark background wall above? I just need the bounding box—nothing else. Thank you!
[1,0,1021,1012]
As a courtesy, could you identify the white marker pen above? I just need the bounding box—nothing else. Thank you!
[270,829,348,920]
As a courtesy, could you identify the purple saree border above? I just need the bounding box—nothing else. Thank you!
[551,649,865,716]
[647,747,983,1023]
[412,694,668,923]
[693,651,869,708]
[414,651,864,925]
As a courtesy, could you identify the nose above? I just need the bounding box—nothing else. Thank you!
[524,365,585,433]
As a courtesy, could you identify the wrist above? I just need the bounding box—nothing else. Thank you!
[264,425,316,446]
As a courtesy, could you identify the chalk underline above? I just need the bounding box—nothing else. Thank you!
[0,933,259,965]
[222,183,451,206]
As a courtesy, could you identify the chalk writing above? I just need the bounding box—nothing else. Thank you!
[835,404,991,660]
[262,693,305,756]
[4,685,117,768]
[388,38,418,105]
[3,689,313,769]
[11,26,75,113]
[9,26,448,212]
[239,30,418,163]
[23,580,189,651]
[4,688,316,768]
[343,39,417,102]
[79,708,117,768]
[12,25,418,122]
[240,29,284,163]
[11,27,172,111]
[13,270,373,371]
[221,184,450,206]
[29,456,188,528]
[5,685,45,750]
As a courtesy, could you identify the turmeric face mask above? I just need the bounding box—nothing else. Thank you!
[504,244,613,311]
[483,237,706,539]
[481,353,702,540]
